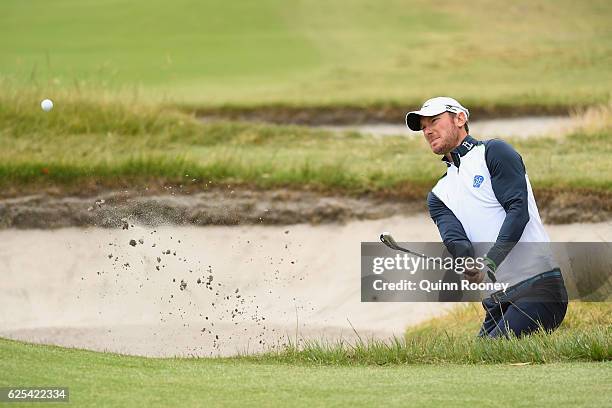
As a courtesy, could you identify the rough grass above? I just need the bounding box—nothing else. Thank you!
[248,302,611,365]
[1,0,611,108]
[0,89,611,196]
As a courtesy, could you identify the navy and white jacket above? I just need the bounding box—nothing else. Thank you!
[427,135,556,290]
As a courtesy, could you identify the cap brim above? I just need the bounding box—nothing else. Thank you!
[405,106,447,131]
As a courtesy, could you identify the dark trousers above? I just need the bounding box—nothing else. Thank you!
[479,271,568,338]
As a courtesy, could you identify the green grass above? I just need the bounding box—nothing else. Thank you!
[1,304,611,407]
[1,340,610,408]
[0,90,611,196]
[1,0,611,108]
[249,302,611,365]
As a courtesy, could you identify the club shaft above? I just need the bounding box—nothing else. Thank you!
[379,234,496,282]
[388,244,431,260]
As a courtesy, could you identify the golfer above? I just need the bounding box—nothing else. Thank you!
[406,97,568,338]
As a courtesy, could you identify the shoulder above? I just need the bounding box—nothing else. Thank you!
[484,139,521,160]
[483,139,525,172]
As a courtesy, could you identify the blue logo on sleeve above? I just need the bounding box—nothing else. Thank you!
[473,175,484,188]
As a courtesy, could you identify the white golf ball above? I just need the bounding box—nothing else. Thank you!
[41,99,54,112]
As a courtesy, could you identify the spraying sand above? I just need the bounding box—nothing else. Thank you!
[0,215,610,357]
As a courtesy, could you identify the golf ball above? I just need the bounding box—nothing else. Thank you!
[41,99,54,112]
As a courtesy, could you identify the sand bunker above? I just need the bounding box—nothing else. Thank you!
[321,116,578,139]
[1,215,610,357]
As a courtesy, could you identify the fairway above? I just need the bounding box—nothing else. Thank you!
[1,338,610,407]
[2,0,611,107]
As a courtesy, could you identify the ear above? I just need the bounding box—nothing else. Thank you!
[455,111,467,128]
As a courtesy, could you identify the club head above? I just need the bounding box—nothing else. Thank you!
[379,232,400,250]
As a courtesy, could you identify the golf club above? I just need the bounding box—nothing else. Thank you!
[379,232,431,259]
[379,232,497,283]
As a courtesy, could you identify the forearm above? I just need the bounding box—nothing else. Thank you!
[485,205,529,269]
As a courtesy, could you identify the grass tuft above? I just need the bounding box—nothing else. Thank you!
[246,303,611,365]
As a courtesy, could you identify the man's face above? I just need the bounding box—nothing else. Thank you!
[420,112,461,155]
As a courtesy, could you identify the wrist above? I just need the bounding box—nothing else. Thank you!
[483,256,497,271]
[482,256,497,282]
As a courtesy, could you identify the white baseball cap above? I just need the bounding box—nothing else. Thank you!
[405,97,470,131]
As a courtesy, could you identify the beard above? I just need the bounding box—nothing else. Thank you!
[428,130,460,155]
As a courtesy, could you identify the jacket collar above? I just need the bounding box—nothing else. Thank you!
[441,135,479,168]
